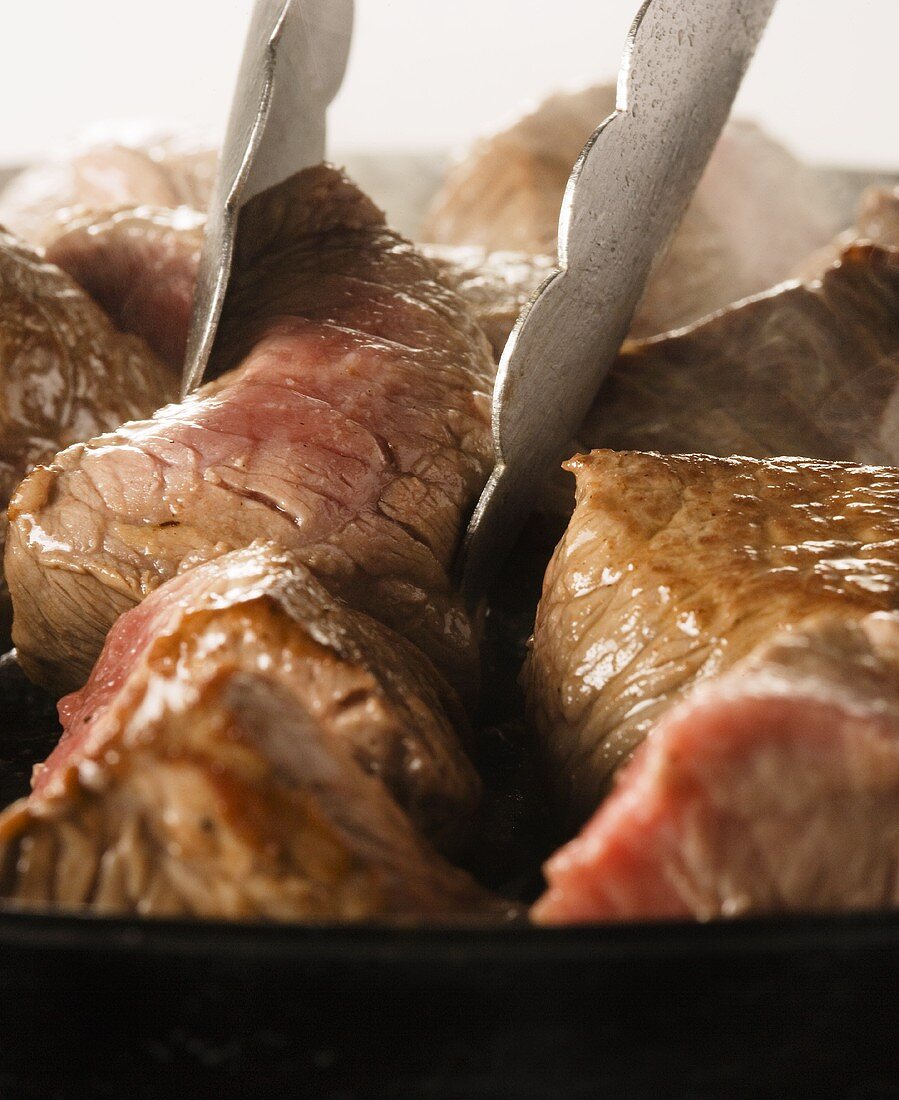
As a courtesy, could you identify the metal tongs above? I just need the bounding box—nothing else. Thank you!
[458,0,776,601]
[182,0,775,605]
[181,0,353,397]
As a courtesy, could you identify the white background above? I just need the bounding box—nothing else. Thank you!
[3,0,898,168]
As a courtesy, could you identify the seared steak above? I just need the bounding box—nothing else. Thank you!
[421,86,844,337]
[580,245,899,465]
[47,206,204,370]
[423,244,554,361]
[422,85,620,255]
[47,207,551,368]
[0,677,495,919]
[534,613,899,922]
[0,228,174,642]
[52,542,481,852]
[0,544,494,919]
[526,450,899,827]
[0,129,216,246]
[53,213,898,532]
[6,165,494,696]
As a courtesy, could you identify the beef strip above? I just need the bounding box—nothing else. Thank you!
[6,164,495,697]
[534,612,899,922]
[422,85,620,256]
[46,205,205,370]
[46,206,552,368]
[52,541,481,853]
[0,128,216,247]
[526,450,899,828]
[45,216,899,531]
[0,228,174,642]
[579,245,899,466]
[422,244,554,360]
[421,85,845,337]
[0,544,498,919]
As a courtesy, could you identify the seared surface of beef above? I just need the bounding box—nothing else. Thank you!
[51,212,899,537]
[0,228,174,641]
[47,205,204,370]
[0,130,216,246]
[0,544,497,919]
[421,86,844,337]
[526,450,899,827]
[580,245,899,464]
[534,613,899,922]
[45,206,551,371]
[422,85,619,256]
[53,543,481,852]
[423,244,554,361]
[7,165,494,696]
[0,678,492,920]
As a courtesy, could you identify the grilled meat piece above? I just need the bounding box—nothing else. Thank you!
[0,544,495,919]
[580,245,899,465]
[0,228,174,642]
[422,244,554,361]
[46,206,204,370]
[6,165,494,697]
[47,208,551,369]
[526,450,899,828]
[422,85,844,337]
[51,542,482,853]
[0,128,216,247]
[423,85,619,255]
[0,675,496,920]
[534,613,899,922]
[48,216,899,534]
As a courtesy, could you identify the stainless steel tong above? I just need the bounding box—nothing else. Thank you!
[182,0,775,607]
[458,0,776,601]
[181,0,353,397]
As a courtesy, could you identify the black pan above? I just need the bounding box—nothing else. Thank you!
[2,645,899,1099]
[1,908,898,1098]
